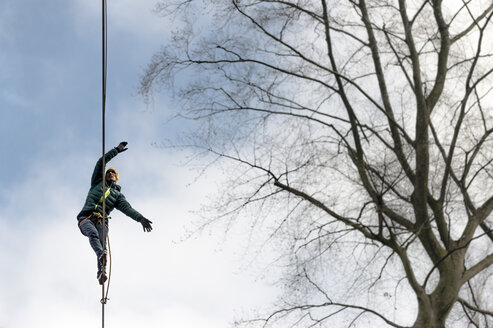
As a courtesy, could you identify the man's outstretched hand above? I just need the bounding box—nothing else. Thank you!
[139,217,153,232]
[116,141,128,153]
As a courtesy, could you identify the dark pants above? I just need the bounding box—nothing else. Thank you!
[79,215,109,277]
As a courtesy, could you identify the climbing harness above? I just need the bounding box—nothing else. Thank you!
[95,186,112,210]
[93,212,111,220]
[78,213,93,227]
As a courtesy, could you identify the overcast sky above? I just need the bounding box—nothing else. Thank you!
[0,1,278,327]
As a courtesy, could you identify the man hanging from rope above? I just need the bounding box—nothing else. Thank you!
[77,141,153,284]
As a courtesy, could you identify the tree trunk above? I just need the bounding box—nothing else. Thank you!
[413,252,465,328]
[413,300,442,328]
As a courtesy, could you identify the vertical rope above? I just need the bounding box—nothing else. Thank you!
[101,0,108,327]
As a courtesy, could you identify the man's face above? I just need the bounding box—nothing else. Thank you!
[106,170,117,182]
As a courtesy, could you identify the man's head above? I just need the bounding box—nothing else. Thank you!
[105,168,119,183]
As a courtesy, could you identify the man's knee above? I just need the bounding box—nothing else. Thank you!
[88,231,100,239]
[80,221,97,237]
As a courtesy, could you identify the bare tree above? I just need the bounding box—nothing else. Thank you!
[141,0,493,327]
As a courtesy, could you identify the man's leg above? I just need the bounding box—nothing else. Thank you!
[96,220,109,266]
[79,219,104,278]
[96,220,109,284]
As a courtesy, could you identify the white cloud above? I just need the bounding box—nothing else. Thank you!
[1,89,33,109]
[71,0,172,40]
